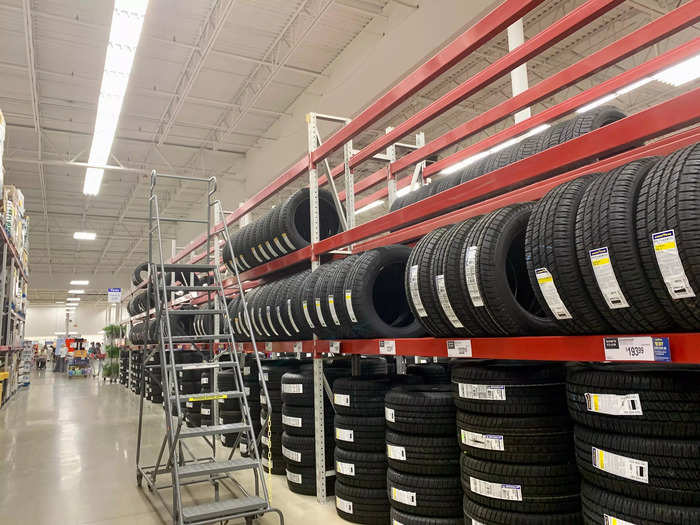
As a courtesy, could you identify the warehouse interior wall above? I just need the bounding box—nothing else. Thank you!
[177,0,498,244]
[26,304,116,342]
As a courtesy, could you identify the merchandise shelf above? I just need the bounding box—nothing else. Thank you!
[0,224,28,283]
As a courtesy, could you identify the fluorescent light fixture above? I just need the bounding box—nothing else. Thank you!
[440,150,491,175]
[395,186,414,197]
[54,331,66,335]
[83,0,149,195]
[70,280,90,285]
[654,54,700,87]
[576,93,618,114]
[66,298,80,302]
[616,77,653,95]
[55,301,64,304]
[521,123,551,138]
[68,289,85,294]
[356,200,385,215]
[74,232,97,240]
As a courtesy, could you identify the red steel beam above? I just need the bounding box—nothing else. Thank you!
[354,126,700,251]
[347,2,700,207]
[312,87,700,256]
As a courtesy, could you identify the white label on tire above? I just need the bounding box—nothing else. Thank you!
[329,341,341,354]
[244,386,250,396]
[379,340,396,355]
[265,240,279,258]
[274,237,287,254]
[239,254,250,269]
[201,376,209,384]
[409,265,428,317]
[263,372,269,382]
[282,415,302,428]
[186,402,193,408]
[435,274,464,327]
[234,316,241,334]
[385,407,395,422]
[219,417,224,425]
[447,340,472,358]
[282,383,303,394]
[336,496,353,514]
[328,295,341,325]
[258,243,270,261]
[604,513,637,525]
[276,305,292,337]
[302,300,314,328]
[250,308,262,336]
[315,298,327,327]
[334,393,350,407]
[345,290,358,323]
[293,341,302,352]
[457,383,506,400]
[260,394,266,405]
[265,306,279,336]
[387,444,407,461]
[201,407,211,415]
[390,487,417,506]
[471,519,486,525]
[283,446,301,462]
[336,428,354,442]
[287,299,300,333]
[251,246,262,263]
[282,232,296,251]
[585,393,642,416]
[393,520,405,525]
[257,309,270,337]
[534,267,573,319]
[240,442,247,453]
[286,470,302,484]
[592,447,648,483]
[652,230,696,299]
[589,247,630,309]
[243,366,250,376]
[336,461,355,476]
[261,435,270,446]
[465,246,484,307]
[461,430,505,451]
[469,477,522,501]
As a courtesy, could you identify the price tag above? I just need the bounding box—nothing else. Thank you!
[293,341,303,353]
[335,428,354,442]
[387,444,407,461]
[336,497,353,514]
[390,487,416,506]
[334,393,350,407]
[336,461,355,476]
[264,341,272,352]
[379,340,396,355]
[603,337,671,362]
[329,341,341,354]
[447,339,472,358]
[385,407,395,422]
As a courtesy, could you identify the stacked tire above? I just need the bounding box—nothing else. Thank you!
[260,360,300,475]
[454,362,582,524]
[385,384,461,524]
[239,355,263,457]
[391,106,626,211]
[568,364,700,524]
[119,351,129,386]
[281,366,336,496]
[218,369,243,447]
[130,349,142,395]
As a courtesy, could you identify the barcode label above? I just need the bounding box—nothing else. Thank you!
[435,274,463,327]
[469,477,522,501]
[328,295,341,325]
[282,446,301,462]
[465,246,484,307]
[535,267,573,319]
[282,415,302,428]
[282,383,303,394]
[592,447,648,483]
[334,393,350,407]
[302,300,314,328]
[461,430,504,451]
[315,298,327,327]
[336,461,355,476]
[585,393,643,416]
[457,383,506,400]
[390,487,417,506]
[345,290,357,322]
[387,444,407,461]
[385,407,395,422]
[286,470,302,484]
[589,247,630,309]
[335,428,354,442]
[287,299,300,333]
[652,230,695,299]
[409,265,427,317]
[336,497,353,514]
[276,305,291,337]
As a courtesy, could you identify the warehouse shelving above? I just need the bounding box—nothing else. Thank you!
[120,0,700,504]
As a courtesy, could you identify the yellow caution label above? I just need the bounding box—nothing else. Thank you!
[189,393,228,402]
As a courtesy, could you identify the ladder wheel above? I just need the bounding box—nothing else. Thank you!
[136,472,143,487]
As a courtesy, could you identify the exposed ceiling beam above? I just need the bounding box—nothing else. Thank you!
[154,0,239,145]
[336,0,386,17]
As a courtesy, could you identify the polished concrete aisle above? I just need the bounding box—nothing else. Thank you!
[0,371,340,525]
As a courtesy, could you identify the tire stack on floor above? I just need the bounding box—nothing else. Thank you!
[239,355,263,457]
[455,362,583,524]
[281,366,336,496]
[144,352,163,404]
[218,369,243,447]
[180,353,204,428]
[130,349,142,395]
[260,360,300,474]
[199,367,214,427]
[568,364,700,524]
[385,384,462,525]
[119,351,129,386]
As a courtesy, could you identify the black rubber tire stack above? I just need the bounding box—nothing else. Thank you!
[567,364,700,524]
[240,355,262,458]
[145,352,163,404]
[130,349,142,395]
[281,366,335,496]
[119,351,129,386]
[454,361,582,524]
[385,384,461,524]
[260,360,300,475]
[217,369,243,448]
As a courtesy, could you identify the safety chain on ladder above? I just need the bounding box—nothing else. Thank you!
[267,412,273,503]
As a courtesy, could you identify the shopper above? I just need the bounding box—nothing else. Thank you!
[95,342,104,378]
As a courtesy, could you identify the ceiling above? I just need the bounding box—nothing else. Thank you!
[0,0,696,305]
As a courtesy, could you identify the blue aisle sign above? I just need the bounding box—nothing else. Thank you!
[108,288,122,303]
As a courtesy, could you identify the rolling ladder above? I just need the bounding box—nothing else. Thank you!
[135,171,283,525]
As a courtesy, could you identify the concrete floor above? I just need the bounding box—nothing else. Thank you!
[0,370,340,525]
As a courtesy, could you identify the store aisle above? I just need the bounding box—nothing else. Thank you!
[0,371,339,525]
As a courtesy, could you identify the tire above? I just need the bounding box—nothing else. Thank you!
[287,270,314,340]
[333,376,394,416]
[563,105,627,144]
[384,384,456,435]
[345,245,425,338]
[335,480,390,524]
[385,430,459,476]
[451,362,567,415]
[281,370,315,406]
[581,481,700,525]
[405,363,449,385]
[387,468,462,518]
[525,176,611,334]
[636,143,700,330]
[575,157,674,332]
[391,508,463,525]
[405,228,454,337]
[574,424,700,505]
[326,255,359,339]
[301,267,327,336]
[286,464,335,496]
[464,495,583,525]
[456,411,573,464]
[132,262,149,286]
[334,415,385,452]
[462,203,557,335]
[567,364,700,438]
[335,447,388,489]
[281,432,333,467]
[460,455,581,514]
[312,260,345,339]
[282,404,332,437]
[277,187,342,251]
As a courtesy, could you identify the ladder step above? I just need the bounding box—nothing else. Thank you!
[165,285,218,292]
[159,263,215,273]
[177,391,243,402]
[182,496,267,523]
[168,309,225,315]
[174,362,237,371]
[178,458,259,479]
[170,334,226,342]
[180,423,248,438]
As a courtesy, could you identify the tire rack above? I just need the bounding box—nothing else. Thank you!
[122,0,700,504]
